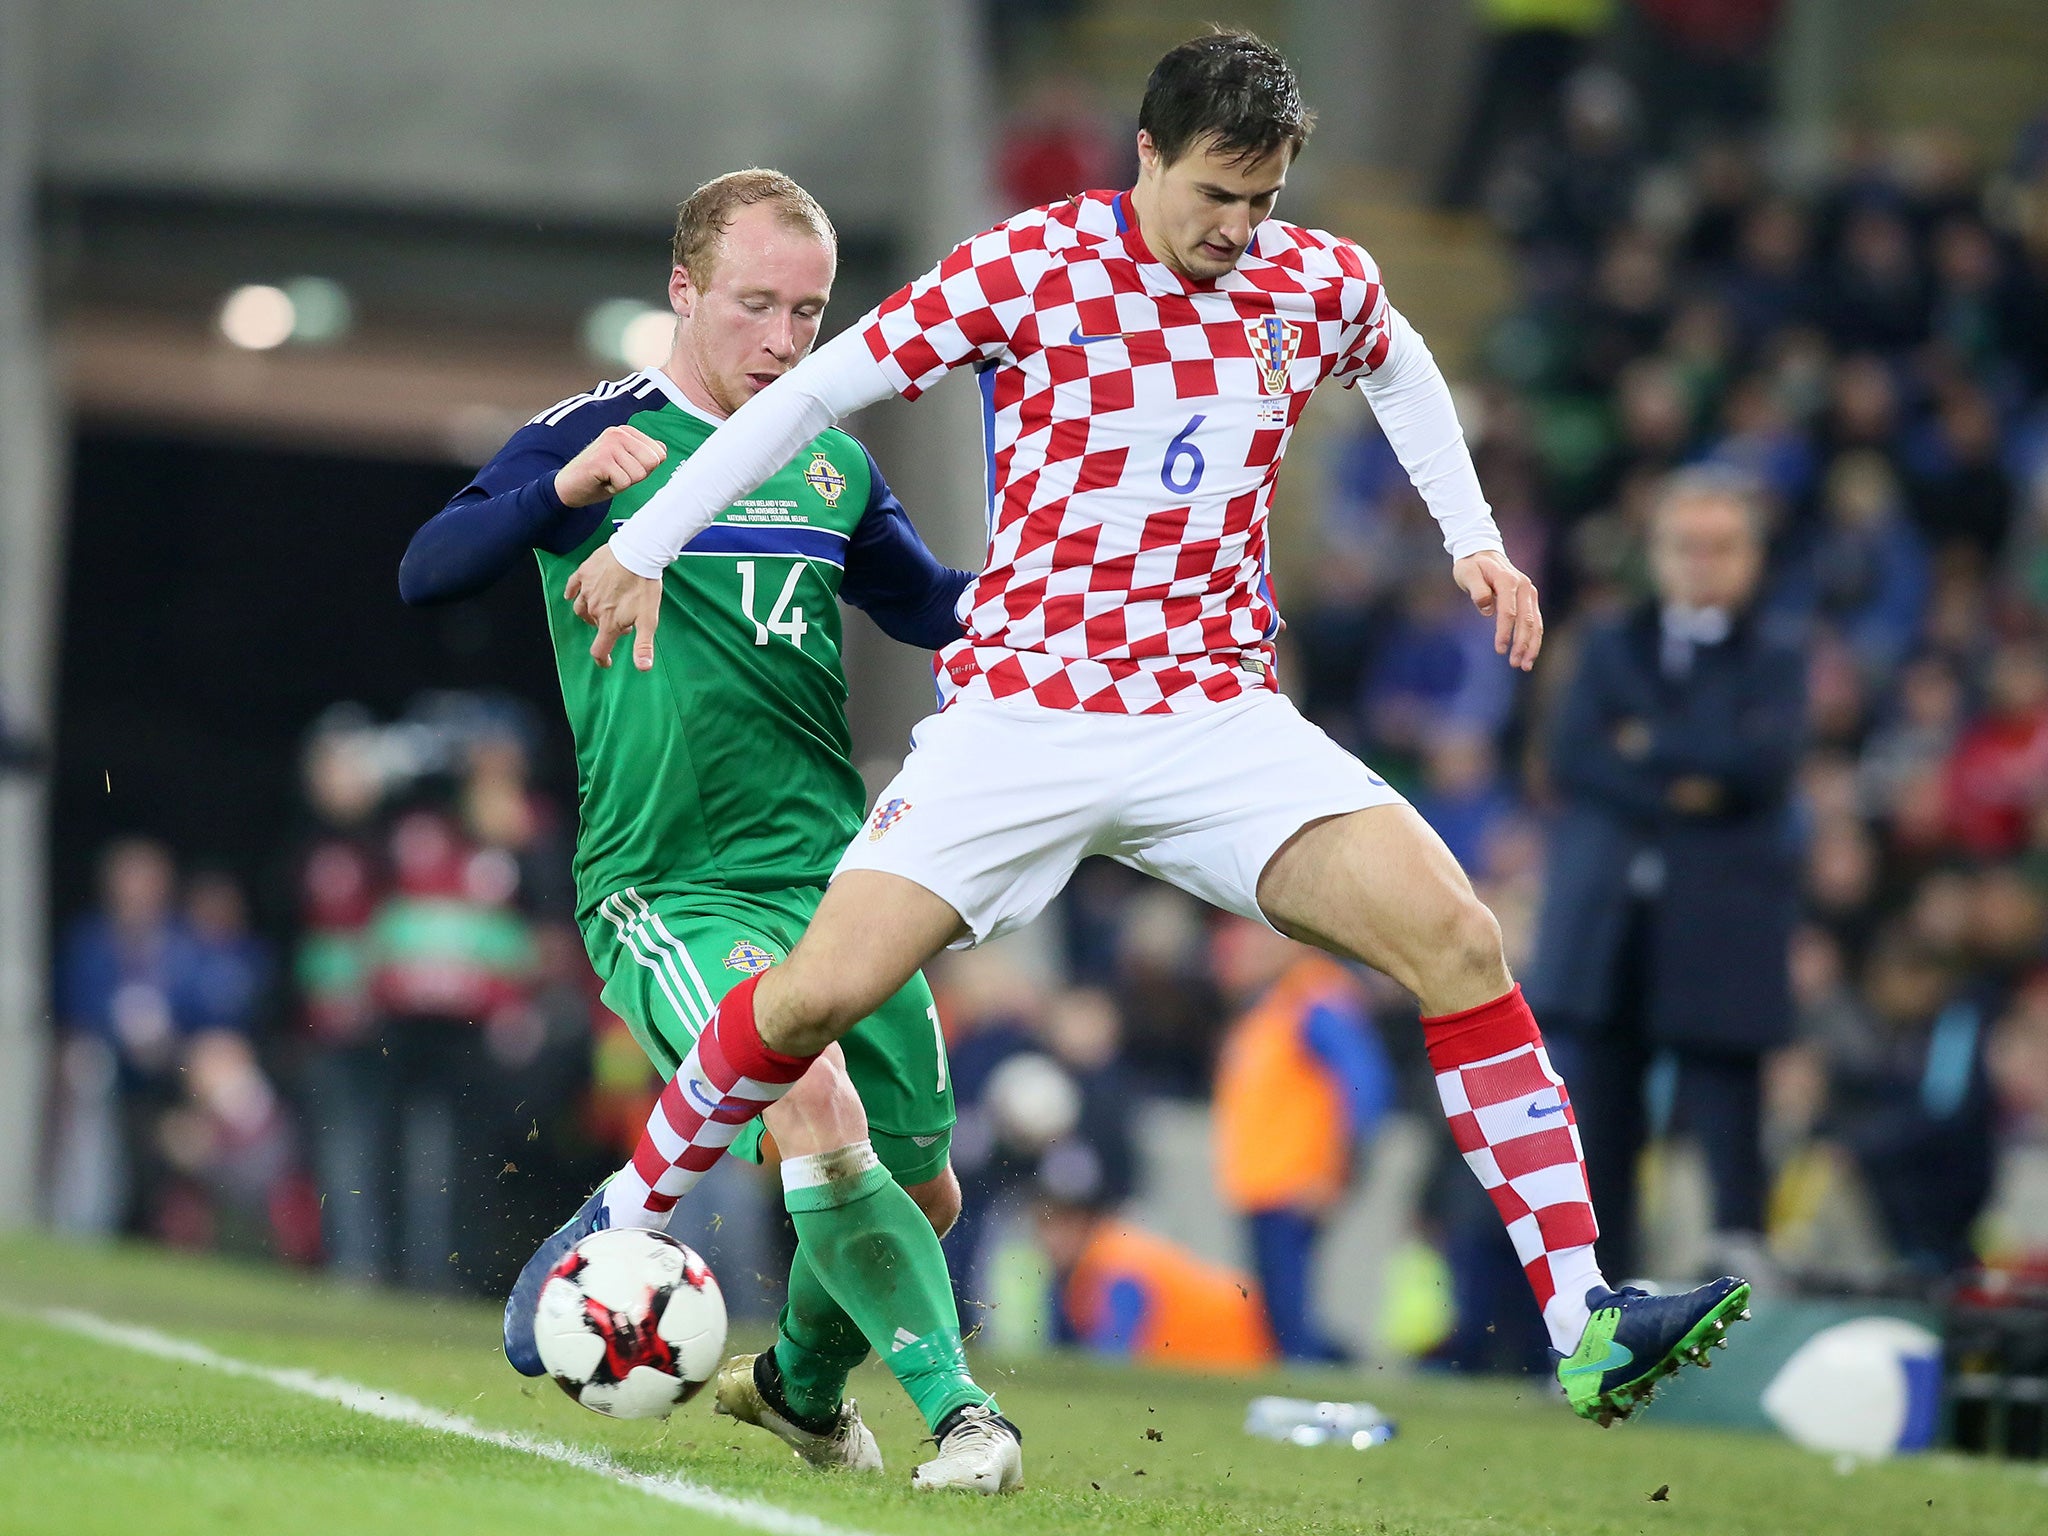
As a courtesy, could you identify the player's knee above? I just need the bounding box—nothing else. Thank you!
[764,1046,869,1157]
[905,1166,962,1238]
[1427,896,1508,998]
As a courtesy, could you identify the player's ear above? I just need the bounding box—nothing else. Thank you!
[1135,129,1160,180]
[669,264,695,319]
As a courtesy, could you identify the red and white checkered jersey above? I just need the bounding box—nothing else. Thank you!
[862,189,1394,715]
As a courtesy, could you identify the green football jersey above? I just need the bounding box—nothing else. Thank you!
[535,392,879,919]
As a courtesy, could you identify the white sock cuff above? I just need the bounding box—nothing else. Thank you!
[780,1140,881,1195]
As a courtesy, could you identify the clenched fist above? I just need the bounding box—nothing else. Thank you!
[554,424,667,509]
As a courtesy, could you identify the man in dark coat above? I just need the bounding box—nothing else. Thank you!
[1529,468,1805,1277]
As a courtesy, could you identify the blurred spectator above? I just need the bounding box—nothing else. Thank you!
[1037,1185,1276,1370]
[49,840,200,1236]
[1622,0,1781,154]
[1413,730,1520,873]
[360,806,535,1290]
[48,842,303,1257]
[996,75,1124,212]
[1943,641,2048,859]
[183,870,272,1036]
[1361,572,1518,765]
[1039,986,1140,1214]
[1212,919,1392,1362]
[932,947,1044,1310]
[1439,0,1617,212]
[1529,471,1804,1276]
[1906,384,2016,564]
[1820,927,1998,1272]
[1777,451,1929,681]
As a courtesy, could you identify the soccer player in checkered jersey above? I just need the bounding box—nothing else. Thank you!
[557,33,1751,1439]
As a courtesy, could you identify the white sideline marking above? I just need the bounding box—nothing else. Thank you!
[32,1307,882,1536]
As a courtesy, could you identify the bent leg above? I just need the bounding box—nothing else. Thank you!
[762,1056,989,1433]
[755,872,967,1055]
[1257,806,1607,1353]
[1256,802,1507,1014]
[602,874,962,1226]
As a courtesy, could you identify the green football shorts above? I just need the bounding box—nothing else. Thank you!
[580,883,955,1187]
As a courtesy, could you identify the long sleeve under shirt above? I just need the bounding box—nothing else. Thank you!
[399,370,972,650]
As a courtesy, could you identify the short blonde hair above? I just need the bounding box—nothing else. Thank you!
[671,169,836,287]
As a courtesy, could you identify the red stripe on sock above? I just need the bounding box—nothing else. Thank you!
[1459,1051,1555,1108]
[1422,985,1540,1073]
[1446,1109,1485,1156]
[705,973,813,1084]
[1491,1126,1581,1182]
[1535,1201,1598,1251]
[630,1141,670,1189]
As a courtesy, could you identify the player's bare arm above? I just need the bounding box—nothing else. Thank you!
[1453,548,1544,671]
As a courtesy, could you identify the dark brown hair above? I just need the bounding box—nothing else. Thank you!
[1138,31,1314,168]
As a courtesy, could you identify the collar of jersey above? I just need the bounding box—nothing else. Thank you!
[1112,188,1226,296]
[638,367,727,428]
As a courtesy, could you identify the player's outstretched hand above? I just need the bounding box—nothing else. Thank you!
[554,424,667,509]
[1453,549,1544,671]
[566,544,663,671]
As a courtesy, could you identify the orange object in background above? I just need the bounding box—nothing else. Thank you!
[1063,1219,1276,1370]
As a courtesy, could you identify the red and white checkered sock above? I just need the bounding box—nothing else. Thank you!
[1423,985,1608,1355]
[602,973,815,1228]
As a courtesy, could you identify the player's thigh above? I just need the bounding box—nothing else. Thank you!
[833,959,956,1164]
[583,886,809,1163]
[1256,803,1510,1014]
[1112,690,1400,929]
[829,701,1109,950]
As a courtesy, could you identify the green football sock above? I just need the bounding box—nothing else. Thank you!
[778,1143,995,1434]
[771,1247,869,1428]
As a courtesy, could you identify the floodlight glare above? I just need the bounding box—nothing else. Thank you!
[218,285,296,350]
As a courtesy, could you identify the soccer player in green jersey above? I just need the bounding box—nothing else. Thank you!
[400,170,1020,1492]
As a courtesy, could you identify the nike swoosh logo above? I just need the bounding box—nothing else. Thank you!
[1560,1340,1633,1378]
[1527,1101,1567,1119]
[684,1078,722,1115]
[1068,325,1132,346]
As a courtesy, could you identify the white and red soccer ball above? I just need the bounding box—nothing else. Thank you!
[533,1228,727,1419]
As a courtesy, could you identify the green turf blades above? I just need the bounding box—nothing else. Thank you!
[1557,1281,1754,1427]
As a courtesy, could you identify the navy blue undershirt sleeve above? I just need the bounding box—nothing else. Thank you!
[399,408,631,606]
[837,445,974,650]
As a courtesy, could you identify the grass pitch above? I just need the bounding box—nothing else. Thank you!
[1,1233,2041,1536]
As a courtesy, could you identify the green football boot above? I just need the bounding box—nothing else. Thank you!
[1554,1277,1752,1426]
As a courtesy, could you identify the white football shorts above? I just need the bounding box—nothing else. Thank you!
[834,688,1407,945]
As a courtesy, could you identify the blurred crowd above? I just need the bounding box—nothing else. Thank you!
[1288,83,2048,1350]
[45,697,640,1292]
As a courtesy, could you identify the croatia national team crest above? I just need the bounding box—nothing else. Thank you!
[868,796,911,841]
[803,451,847,506]
[1245,314,1303,397]
[724,940,775,976]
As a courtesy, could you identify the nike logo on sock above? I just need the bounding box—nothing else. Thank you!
[684,1078,723,1115]
[1527,1100,1567,1119]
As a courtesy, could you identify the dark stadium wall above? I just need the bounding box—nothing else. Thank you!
[53,430,569,937]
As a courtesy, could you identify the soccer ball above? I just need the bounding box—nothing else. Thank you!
[534,1227,727,1419]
